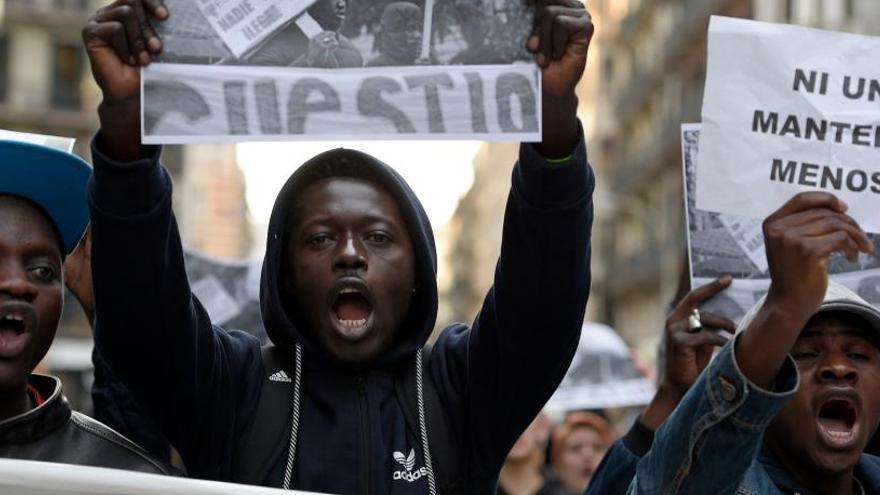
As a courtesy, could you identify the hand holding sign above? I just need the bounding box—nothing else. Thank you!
[738,192,874,389]
[527,0,593,157]
[83,0,168,161]
[763,192,873,319]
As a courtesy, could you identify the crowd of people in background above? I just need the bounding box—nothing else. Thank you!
[2,1,880,494]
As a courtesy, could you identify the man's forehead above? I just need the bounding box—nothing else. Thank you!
[0,195,63,256]
[289,177,404,226]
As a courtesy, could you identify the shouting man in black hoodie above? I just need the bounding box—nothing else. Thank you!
[82,0,594,493]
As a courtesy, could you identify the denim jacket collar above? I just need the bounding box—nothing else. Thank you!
[759,446,880,495]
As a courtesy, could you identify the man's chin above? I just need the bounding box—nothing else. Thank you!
[323,333,384,367]
[809,446,864,477]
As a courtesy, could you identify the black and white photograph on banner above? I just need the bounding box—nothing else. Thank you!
[683,124,880,323]
[143,0,541,143]
[156,0,534,67]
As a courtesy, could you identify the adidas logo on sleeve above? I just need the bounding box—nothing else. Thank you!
[268,370,292,383]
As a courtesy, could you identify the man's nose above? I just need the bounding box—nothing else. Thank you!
[818,352,858,385]
[0,267,39,302]
[333,235,367,271]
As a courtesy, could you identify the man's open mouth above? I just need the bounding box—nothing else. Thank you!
[331,284,374,339]
[816,397,859,448]
[0,303,34,358]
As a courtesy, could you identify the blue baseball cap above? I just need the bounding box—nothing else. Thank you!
[0,140,91,255]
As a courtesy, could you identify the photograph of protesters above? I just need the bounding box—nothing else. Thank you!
[152,0,535,68]
[366,2,427,67]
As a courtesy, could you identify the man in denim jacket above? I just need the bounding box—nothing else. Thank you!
[592,192,880,495]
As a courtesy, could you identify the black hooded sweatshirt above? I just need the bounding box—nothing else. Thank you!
[87,132,593,494]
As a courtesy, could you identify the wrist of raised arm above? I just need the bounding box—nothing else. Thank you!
[97,99,147,163]
[735,303,805,390]
[538,94,579,159]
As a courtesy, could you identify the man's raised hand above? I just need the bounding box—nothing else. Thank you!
[83,0,167,103]
[737,191,874,390]
[763,192,874,321]
[527,0,593,98]
[83,0,167,161]
[527,0,593,157]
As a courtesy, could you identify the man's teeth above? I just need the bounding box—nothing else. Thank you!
[1,314,23,322]
[338,318,367,328]
[828,430,853,438]
[339,288,358,295]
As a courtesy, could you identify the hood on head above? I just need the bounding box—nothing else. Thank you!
[260,148,438,366]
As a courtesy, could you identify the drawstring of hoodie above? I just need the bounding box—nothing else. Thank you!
[282,343,303,490]
[280,346,438,494]
[416,350,438,495]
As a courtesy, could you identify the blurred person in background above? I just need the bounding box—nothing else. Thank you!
[498,412,566,495]
[550,411,613,494]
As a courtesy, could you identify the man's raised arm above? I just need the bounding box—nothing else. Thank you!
[82,0,262,480]
[430,1,596,487]
[628,192,874,493]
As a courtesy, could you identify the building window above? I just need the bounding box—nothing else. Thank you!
[51,41,83,110]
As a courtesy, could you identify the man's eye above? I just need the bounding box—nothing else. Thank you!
[307,234,331,246]
[849,352,871,362]
[366,233,390,243]
[793,351,819,360]
[29,266,57,282]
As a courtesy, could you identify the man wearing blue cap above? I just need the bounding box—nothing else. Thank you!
[0,139,170,473]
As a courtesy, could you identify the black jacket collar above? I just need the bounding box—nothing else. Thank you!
[0,375,70,445]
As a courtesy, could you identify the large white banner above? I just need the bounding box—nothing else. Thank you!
[696,16,880,232]
[684,124,880,324]
[143,0,540,143]
[142,64,541,143]
[0,459,325,495]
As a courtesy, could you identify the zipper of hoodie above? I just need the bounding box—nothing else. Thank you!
[357,376,370,495]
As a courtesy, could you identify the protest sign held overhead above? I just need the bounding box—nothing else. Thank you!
[696,16,880,232]
[143,0,541,143]
[683,124,880,324]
